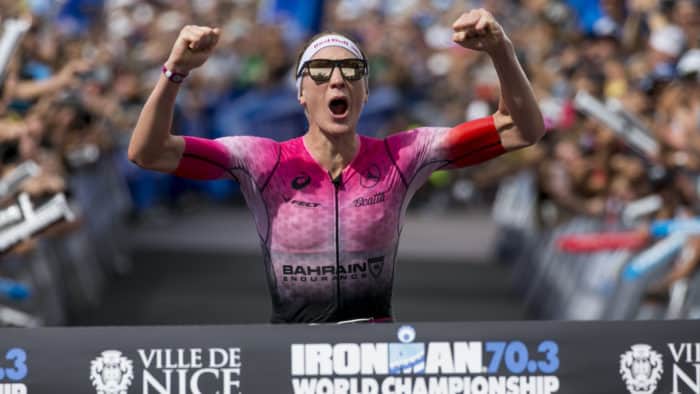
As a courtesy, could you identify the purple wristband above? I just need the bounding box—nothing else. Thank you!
[162,64,188,83]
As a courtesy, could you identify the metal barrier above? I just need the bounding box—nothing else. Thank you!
[0,154,130,327]
[492,170,700,321]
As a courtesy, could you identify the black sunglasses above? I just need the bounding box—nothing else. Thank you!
[297,58,368,82]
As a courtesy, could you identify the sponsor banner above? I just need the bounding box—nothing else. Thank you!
[291,326,560,394]
[89,347,241,394]
[0,348,28,394]
[0,326,250,394]
[0,321,698,393]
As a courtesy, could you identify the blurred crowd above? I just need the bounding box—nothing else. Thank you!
[0,0,699,324]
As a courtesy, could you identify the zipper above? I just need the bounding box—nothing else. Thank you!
[332,173,342,315]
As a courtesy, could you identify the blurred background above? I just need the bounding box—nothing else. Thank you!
[0,0,699,327]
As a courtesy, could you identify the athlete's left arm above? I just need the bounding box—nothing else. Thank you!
[452,9,545,152]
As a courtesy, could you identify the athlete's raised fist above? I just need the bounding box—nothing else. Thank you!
[165,25,220,74]
[452,9,509,54]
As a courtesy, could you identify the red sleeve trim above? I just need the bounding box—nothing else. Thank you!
[444,116,505,167]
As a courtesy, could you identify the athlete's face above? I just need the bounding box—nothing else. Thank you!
[298,46,368,136]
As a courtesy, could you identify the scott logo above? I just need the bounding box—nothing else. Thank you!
[292,173,312,190]
[354,192,385,207]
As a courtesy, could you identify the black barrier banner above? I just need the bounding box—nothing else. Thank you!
[0,320,700,393]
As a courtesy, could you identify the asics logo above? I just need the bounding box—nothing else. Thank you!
[292,173,312,190]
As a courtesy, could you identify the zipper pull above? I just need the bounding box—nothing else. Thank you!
[330,172,342,188]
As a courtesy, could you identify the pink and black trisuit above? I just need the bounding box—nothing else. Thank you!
[174,117,505,323]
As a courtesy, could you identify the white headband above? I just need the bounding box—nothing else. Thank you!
[296,34,365,96]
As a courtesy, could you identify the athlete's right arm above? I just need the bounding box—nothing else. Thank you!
[128,25,220,173]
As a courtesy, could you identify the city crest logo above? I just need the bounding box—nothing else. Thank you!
[620,344,663,394]
[90,350,134,394]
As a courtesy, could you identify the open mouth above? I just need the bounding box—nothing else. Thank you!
[329,97,349,117]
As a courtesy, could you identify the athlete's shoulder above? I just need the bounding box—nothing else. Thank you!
[215,135,280,149]
[384,126,445,151]
[212,135,281,170]
[278,135,303,148]
[385,126,445,139]
[216,135,281,155]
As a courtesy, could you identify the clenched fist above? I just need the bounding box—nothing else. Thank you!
[452,9,509,54]
[165,25,220,74]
